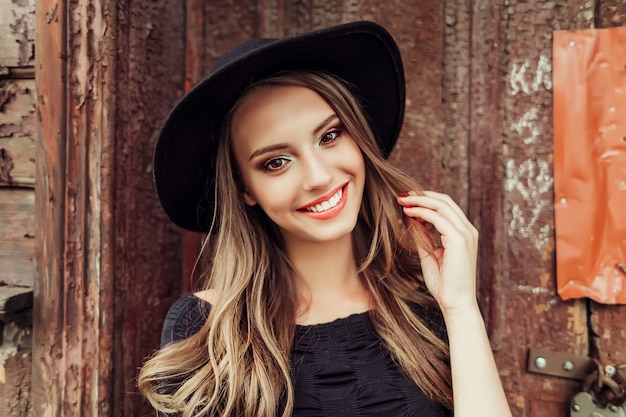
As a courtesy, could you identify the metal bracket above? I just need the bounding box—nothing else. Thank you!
[570,392,626,417]
[527,348,593,380]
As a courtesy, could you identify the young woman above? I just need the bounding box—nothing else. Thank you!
[139,21,512,417]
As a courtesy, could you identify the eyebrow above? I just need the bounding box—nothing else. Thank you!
[248,113,339,161]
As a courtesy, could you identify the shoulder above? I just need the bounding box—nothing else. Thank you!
[160,293,211,347]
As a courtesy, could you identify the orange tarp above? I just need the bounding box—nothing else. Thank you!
[553,27,626,304]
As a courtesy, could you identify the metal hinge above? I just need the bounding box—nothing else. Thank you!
[527,348,593,380]
[570,392,626,417]
[528,349,626,417]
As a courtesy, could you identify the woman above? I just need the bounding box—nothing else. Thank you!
[139,21,512,417]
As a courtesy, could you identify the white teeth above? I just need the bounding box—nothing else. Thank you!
[305,187,343,212]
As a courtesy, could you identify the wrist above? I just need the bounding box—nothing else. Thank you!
[440,301,482,323]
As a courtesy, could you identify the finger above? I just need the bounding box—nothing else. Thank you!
[421,191,471,225]
[403,205,466,244]
[400,194,476,238]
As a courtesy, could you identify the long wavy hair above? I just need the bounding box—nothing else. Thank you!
[139,71,452,416]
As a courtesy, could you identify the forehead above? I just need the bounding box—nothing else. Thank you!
[230,84,335,142]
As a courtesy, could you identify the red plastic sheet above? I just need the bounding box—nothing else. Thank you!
[553,26,626,304]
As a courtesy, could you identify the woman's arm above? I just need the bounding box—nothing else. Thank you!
[398,190,512,417]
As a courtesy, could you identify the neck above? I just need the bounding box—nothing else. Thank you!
[283,234,372,325]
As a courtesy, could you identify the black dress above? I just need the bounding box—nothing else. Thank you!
[161,294,452,417]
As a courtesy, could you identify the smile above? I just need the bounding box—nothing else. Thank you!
[303,187,343,212]
[297,183,349,220]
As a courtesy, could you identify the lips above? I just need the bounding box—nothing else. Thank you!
[302,187,343,212]
[298,183,349,219]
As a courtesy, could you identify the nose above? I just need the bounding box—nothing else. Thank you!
[301,151,332,191]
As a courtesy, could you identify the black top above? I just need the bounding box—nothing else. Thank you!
[161,294,452,417]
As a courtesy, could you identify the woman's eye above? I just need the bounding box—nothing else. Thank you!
[263,157,290,171]
[320,129,342,145]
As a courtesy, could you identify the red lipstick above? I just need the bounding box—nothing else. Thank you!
[298,183,348,220]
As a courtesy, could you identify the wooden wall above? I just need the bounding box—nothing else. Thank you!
[0,0,35,415]
[33,0,184,416]
[0,0,621,416]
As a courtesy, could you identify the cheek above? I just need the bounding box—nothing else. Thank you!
[245,176,298,213]
[345,142,365,176]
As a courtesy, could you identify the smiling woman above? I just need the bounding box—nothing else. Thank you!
[138,21,512,417]
[231,81,365,245]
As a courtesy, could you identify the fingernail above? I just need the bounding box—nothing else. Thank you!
[398,191,410,197]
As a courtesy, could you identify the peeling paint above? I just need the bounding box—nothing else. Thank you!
[0,321,30,384]
[0,148,14,183]
[0,0,35,67]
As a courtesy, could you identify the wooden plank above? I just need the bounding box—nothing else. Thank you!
[0,189,34,287]
[112,0,185,414]
[33,0,68,414]
[0,0,35,68]
[34,0,186,415]
[181,0,207,293]
[0,338,32,416]
[0,79,36,188]
[370,0,465,201]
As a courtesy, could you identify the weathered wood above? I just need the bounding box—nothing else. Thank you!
[0,189,34,287]
[0,329,32,416]
[0,79,36,188]
[33,0,76,413]
[0,0,35,68]
[113,0,185,414]
[34,0,184,416]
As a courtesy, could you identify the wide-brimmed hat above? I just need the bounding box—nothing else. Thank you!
[154,20,405,232]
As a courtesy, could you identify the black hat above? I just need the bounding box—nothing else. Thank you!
[154,20,405,232]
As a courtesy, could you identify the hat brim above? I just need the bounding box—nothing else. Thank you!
[154,21,405,232]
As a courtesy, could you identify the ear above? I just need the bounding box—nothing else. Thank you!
[243,190,257,206]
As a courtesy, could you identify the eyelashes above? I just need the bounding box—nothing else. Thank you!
[319,128,343,145]
[259,125,345,173]
[262,156,292,172]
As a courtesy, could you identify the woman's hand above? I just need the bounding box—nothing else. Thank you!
[399,191,512,417]
[397,190,479,314]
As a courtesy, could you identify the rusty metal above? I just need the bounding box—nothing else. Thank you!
[570,392,625,417]
[527,348,594,380]
[582,360,626,407]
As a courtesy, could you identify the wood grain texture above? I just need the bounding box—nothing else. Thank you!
[0,79,36,188]
[0,189,34,287]
[113,0,185,414]
[0,0,35,67]
[33,0,66,415]
[33,0,184,416]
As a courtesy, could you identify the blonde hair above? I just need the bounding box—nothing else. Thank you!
[138,71,452,416]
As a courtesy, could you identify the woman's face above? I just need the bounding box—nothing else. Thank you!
[231,84,365,246]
